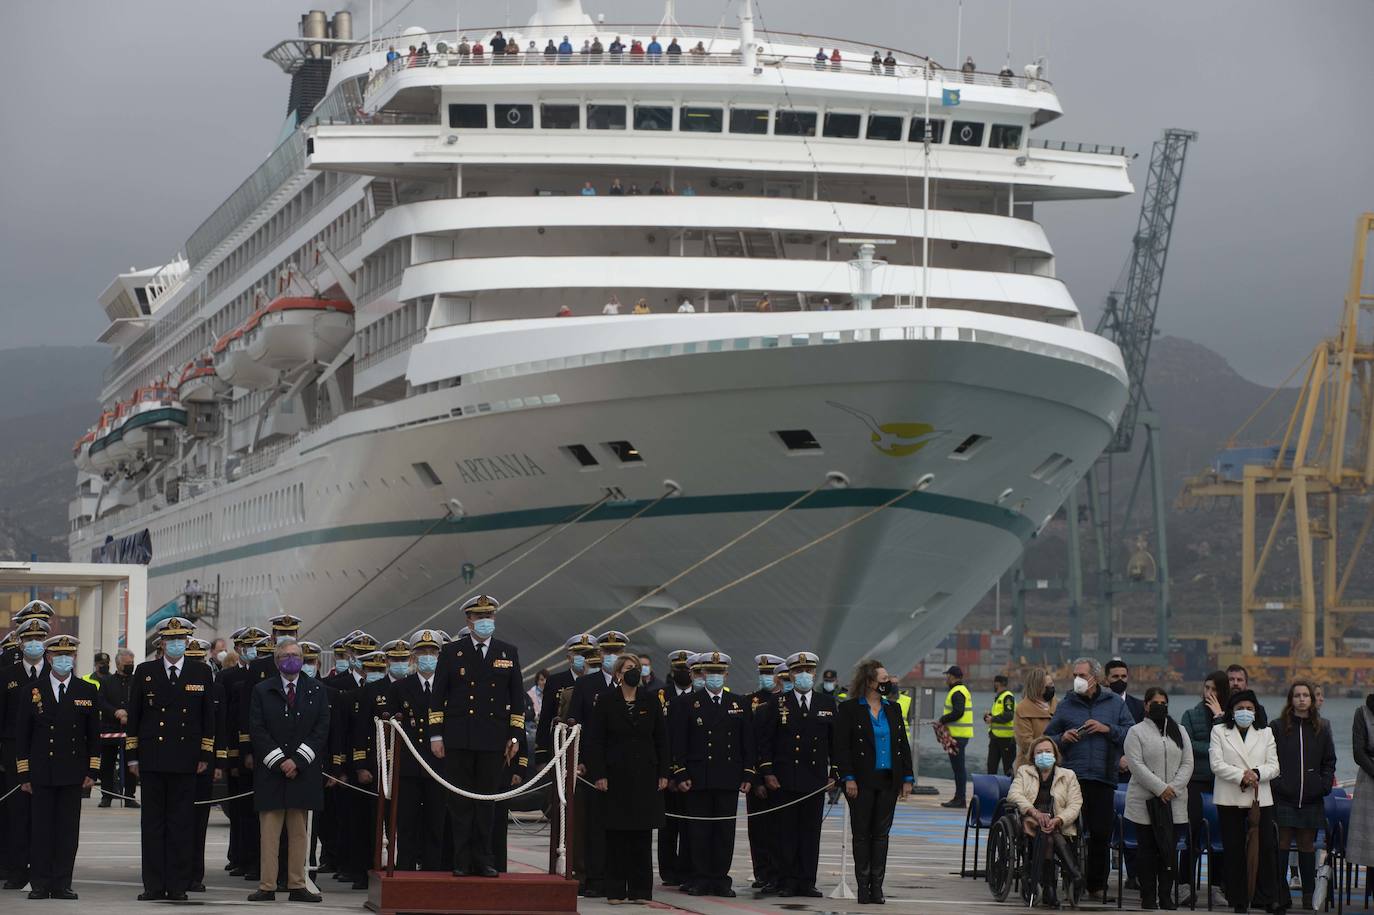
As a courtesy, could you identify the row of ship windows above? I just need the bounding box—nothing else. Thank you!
[152,512,213,559]
[447,102,1024,148]
[224,482,306,541]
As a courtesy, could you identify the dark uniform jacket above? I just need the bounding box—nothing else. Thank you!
[669,689,755,790]
[756,690,838,792]
[566,669,617,730]
[15,675,100,786]
[833,697,914,789]
[535,669,579,755]
[433,637,525,752]
[249,674,330,811]
[218,664,252,767]
[326,670,364,772]
[388,674,442,777]
[94,670,135,737]
[2,660,50,753]
[585,688,668,830]
[239,655,280,759]
[350,677,396,777]
[125,658,217,772]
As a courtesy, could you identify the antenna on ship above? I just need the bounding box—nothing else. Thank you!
[659,0,679,33]
[739,0,757,70]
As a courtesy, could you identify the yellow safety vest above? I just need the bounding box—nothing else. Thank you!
[988,690,1015,738]
[944,683,973,738]
[896,691,913,742]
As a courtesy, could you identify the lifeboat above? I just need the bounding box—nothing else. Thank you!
[72,430,96,474]
[87,411,118,473]
[176,356,229,403]
[117,385,188,462]
[96,401,137,468]
[212,313,278,390]
[244,295,354,371]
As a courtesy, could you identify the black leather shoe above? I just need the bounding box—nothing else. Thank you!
[686,886,707,896]
[288,889,323,903]
[940,798,966,808]
[98,797,113,808]
[137,892,163,901]
[124,800,141,809]
[247,890,276,901]
[578,886,603,897]
[188,882,207,892]
[350,879,368,891]
[720,888,737,897]
[800,886,824,897]
[3,881,27,891]
[28,890,49,900]
[230,867,246,877]
[51,889,78,900]
[477,865,498,878]
[166,892,189,901]
[751,879,767,889]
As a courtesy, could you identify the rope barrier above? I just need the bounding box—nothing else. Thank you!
[523,478,831,675]
[573,774,836,820]
[623,480,925,640]
[324,772,378,797]
[90,788,256,805]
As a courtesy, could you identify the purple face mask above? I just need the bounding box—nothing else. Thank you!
[278,655,304,675]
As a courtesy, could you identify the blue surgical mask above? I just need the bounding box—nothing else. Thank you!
[417,654,439,674]
[705,673,725,691]
[640,666,651,679]
[365,670,385,683]
[472,618,496,639]
[692,676,706,690]
[794,672,815,691]
[759,674,775,691]
[1234,709,1256,728]
[571,655,586,673]
[51,656,75,676]
[163,639,187,659]
[243,646,258,662]
[22,640,45,660]
[822,681,836,693]
[389,661,411,679]
[302,663,318,678]
[1034,752,1056,770]
[602,652,618,672]
[350,656,364,670]
[782,680,795,693]
[335,659,349,674]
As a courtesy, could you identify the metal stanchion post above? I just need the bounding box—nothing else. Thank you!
[830,792,856,899]
[912,686,939,795]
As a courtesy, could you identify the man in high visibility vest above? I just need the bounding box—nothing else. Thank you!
[938,666,972,808]
[983,674,1015,776]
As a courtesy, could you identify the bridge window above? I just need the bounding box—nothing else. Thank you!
[990,124,1023,150]
[680,106,723,133]
[587,104,627,130]
[775,429,821,451]
[633,105,673,131]
[866,115,904,141]
[775,109,817,137]
[561,444,599,468]
[822,112,862,139]
[950,120,985,146]
[908,117,945,144]
[541,104,581,129]
[729,108,770,134]
[448,104,487,129]
[605,440,644,463]
[495,104,534,129]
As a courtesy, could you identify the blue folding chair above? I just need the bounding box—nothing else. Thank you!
[1324,793,1352,913]
[963,773,1011,878]
[1196,792,1227,911]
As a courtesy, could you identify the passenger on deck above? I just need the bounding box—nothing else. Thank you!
[581,181,597,196]
[814,48,827,69]
[630,39,645,57]
[870,50,882,73]
[490,31,507,54]
[385,46,400,65]
[559,36,574,56]
[556,305,573,317]
[647,36,663,59]
[830,49,842,70]
[667,38,682,60]
[999,64,1015,86]
[609,36,625,56]
[591,37,604,55]
[506,39,519,57]
[649,180,666,195]
[962,55,976,81]
[883,51,896,75]
[456,37,470,58]
[690,41,706,59]
[544,39,558,59]
[627,183,643,196]
[608,178,625,196]
[471,40,484,59]
[581,39,592,56]
[527,40,538,54]
[416,43,430,66]
[677,299,695,313]
[680,182,696,196]
[633,299,651,314]
[405,46,418,67]
[602,295,621,315]
[755,294,772,312]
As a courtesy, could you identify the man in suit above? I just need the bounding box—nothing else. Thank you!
[15,634,99,900]
[127,616,217,901]
[565,630,627,897]
[247,636,330,903]
[389,630,447,871]
[184,638,224,892]
[669,652,755,898]
[535,633,596,766]
[0,613,52,890]
[656,649,696,887]
[328,632,376,887]
[430,595,525,878]
[746,653,784,893]
[95,647,139,809]
[756,651,835,898]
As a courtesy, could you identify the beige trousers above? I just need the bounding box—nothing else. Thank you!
[259,808,308,892]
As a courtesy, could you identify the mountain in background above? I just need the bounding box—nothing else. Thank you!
[0,346,110,560]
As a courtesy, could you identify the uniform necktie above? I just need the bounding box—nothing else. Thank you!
[169,666,179,686]
[287,682,296,708]
[713,695,721,706]
[59,682,66,702]
[802,695,808,712]
[28,666,38,683]
[424,680,431,696]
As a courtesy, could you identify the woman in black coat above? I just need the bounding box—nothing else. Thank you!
[585,654,669,904]
[1271,680,1336,910]
[833,659,914,904]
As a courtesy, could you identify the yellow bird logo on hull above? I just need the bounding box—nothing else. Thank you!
[828,401,942,457]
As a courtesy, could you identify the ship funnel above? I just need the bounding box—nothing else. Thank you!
[302,9,328,57]
[527,0,594,29]
[330,10,352,41]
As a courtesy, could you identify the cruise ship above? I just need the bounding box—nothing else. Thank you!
[70,0,1132,677]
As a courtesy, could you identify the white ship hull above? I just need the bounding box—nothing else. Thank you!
[73,312,1125,675]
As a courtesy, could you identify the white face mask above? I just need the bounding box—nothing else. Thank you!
[1073,676,1092,696]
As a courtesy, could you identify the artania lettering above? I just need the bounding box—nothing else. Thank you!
[455,453,547,484]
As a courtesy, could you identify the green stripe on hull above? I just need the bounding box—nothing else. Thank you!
[143,487,1034,579]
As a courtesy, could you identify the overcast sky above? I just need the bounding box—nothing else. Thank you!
[2,1,1370,385]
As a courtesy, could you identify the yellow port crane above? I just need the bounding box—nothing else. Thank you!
[1179,213,1374,677]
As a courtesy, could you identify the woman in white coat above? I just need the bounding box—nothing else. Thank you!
[1209,689,1282,915]
[1124,687,1193,910]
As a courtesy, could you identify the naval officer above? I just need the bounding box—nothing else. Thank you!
[389,630,448,871]
[746,653,785,892]
[1,612,53,890]
[15,634,99,900]
[656,649,696,886]
[566,630,627,896]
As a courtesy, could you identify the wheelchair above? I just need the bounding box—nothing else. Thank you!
[986,806,1087,909]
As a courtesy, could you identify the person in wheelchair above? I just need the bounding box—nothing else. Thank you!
[1007,736,1086,905]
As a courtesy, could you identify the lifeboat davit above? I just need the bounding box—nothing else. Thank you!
[118,385,188,462]
[176,356,229,403]
[212,313,278,390]
[72,430,96,474]
[87,411,117,473]
[245,296,354,371]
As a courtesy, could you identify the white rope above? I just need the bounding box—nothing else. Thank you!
[0,783,22,804]
[92,787,256,805]
[325,772,379,797]
[376,717,581,803]
[574,775,835,820]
